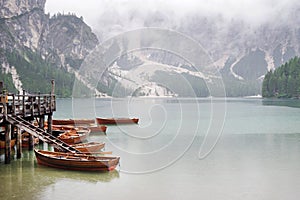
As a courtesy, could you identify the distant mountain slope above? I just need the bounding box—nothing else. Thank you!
[0,0,98,96]
[91,5,300,97]
[2,0,300,97]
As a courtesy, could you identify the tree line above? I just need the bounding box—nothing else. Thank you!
[262,56,300,98]
[2,48,84,97]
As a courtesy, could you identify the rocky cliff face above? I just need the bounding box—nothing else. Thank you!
[0,0,46,18]
[45,14,98,69]
[0,0,98,67]
[0,0,98,95]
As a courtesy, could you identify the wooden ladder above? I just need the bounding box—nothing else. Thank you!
[6,116,82,153]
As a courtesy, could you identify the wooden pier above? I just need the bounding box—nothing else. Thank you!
[0,81,80,164]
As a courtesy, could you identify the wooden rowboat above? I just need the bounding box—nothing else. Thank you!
[71,142,105,153]
[57,128,90,144]
[34,149,120,171]
[54,142,105,153]
[96,117,139,125]
[52,125,107,134]
[0,139,16,149]
[88,125,107,133]
[22,132,39,148]
[53,119,95,125]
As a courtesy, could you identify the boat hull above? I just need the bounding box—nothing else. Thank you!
[22,137,39,148]
[0,139,16,149]
[55,142,105,153]
[34,149,120,171]
[22,132,39,148]
[96,118,139,125]
[57,128,90,144]
[72,142,105,153]
[53,125,107,133]
[89,125,107,133]
[53,119,95,125]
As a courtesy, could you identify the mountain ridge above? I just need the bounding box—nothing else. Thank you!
[1,0,300,97]
[0,0,98,96]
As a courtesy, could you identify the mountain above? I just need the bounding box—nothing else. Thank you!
[0,0,98,97]
[89,5,300,97]
[1,1,300,97]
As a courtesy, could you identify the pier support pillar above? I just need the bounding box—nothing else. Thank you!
[5,123,11,164]
[28,133,34,151]
[47,114,53,135]
[39,116,45,144]
[16,127,22,159]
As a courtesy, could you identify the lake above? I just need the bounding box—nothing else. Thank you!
[1,97,300,200]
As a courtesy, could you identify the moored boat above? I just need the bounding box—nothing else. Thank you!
[34,149,120,171]
[88,125,107,133]
[57,128,90,144]
[0,139,16,149]
[53,119,95,125]
[71,142,105,153]
[96,117,139,125]
[55,142,105,153]
[22,132,39,148]
[52,125,107,134]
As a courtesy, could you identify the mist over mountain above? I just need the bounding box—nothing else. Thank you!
[82,0,300,97]
[1,0,300,97]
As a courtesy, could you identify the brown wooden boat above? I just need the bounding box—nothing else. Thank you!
[53,119,95,125]
[34,149,120,171]
[57,128,90,144]
[0,139,16,149]
[54,142,105,153]
[53,125,107,134]
[96,117,139,125]
[71,142,105,153]
[88,125,107,133]
[22,132,39,148]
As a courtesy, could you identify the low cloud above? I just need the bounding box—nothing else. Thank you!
[46,0,300,40]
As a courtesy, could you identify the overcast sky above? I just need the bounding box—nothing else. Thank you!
[45,0,300,39]
[45,0,299,23]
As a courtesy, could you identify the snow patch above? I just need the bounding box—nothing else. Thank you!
[264,51,275,71]
[10,66,23,92]
[134,82,177,97]
[229,57,244,80]
[66,66,109,97]
[1,62,23,92]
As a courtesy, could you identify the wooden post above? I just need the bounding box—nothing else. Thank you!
[47,114,52,135]
[12,94,15,115]
[28,131,34,151]
[16,127,22,159]
[51,80,55,112]
[5,123,11,164]
[39,116,45,144]
[17,91,20,115]
[22,90,25,117]
[0,81,3,93]
[30,95,34,116]
[38,92,41,115]
[51,80,55,96]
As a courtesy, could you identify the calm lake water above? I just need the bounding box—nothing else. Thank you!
[1,98,300,200]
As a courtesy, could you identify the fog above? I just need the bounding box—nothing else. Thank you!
[45,0,300,40]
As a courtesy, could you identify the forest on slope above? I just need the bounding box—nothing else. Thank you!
[262,56,300,98]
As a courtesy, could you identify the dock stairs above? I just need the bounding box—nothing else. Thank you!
[7,116,81,153]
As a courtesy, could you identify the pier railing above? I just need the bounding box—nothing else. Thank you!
[0,92,56,120]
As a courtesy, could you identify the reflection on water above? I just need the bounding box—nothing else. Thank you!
[1,98,300,200]
[262,98,300,108]
[0,149,119,200]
